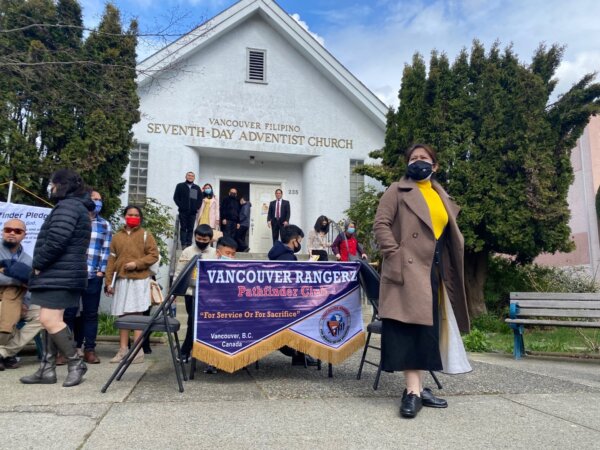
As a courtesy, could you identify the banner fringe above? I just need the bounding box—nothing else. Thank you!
[192,330,365,373]
[284,331,365,365]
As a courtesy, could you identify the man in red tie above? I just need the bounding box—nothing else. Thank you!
[267,189,291,244]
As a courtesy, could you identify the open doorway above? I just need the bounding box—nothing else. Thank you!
[220,180,249,203]
[219,180,250,251]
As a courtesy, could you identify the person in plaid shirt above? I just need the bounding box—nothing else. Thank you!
[63,190,112,364]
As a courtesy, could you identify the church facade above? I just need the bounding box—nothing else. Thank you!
[126,0,387,253]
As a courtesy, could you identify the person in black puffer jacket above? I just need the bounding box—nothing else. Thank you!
[20,169,93,388]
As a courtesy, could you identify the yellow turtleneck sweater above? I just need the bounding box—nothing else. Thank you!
[416,180,448,239]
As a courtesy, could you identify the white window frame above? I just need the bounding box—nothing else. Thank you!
[246,48,267,84]
[128,143,149,205]
[349,159,364,205]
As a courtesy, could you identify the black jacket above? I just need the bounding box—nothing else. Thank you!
[267,241,297,261]
[173,182,202,212]
[220,196,240,222]
[28,195,92,291]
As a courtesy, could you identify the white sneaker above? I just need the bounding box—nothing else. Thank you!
[110,347,128,363]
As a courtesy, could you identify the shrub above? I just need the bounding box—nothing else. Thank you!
[98,313,117,336]
[471,313,511,334]
[344,185,382,262]
[462,328,491,352]
[484,256,599,313]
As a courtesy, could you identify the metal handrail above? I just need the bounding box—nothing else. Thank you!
[168,214,180,284]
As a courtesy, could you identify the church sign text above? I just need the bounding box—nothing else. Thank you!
[146,119,353,150]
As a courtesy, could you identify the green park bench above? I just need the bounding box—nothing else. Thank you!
[505,292,600,359]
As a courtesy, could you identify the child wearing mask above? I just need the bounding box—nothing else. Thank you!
[174,225,216,362]
[190,235,237,374]
[215,236,238,259]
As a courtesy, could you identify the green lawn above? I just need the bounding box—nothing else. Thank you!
[486,327,600,355]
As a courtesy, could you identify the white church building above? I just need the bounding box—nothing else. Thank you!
[124,0,387,253]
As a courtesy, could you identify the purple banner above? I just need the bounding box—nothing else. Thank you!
[194,260,362,361]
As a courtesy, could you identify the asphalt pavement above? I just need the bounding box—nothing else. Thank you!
[1,304,599,449]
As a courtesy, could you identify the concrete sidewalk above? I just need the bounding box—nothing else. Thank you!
[1,335,599,449]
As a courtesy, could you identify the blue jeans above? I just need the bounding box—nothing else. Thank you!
[64,275,103,350]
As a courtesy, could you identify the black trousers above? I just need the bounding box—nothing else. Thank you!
[223,221,237,240]
[235,226,249,251]
[181,295,194,356]
[179,210,196,248]
[271,219,284,244]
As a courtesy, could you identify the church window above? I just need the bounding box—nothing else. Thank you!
[128,143,149,205]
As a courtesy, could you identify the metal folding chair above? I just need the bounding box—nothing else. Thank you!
[101,255,199,393]
[356,259,442,390]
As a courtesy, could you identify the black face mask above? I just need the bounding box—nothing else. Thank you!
[229,193,237,198]
[196,241,210,250]
[320,224,328,232]
[293,241,302,253]
[406,160,433,181]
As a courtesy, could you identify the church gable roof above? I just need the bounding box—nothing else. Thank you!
[137,0,388,129]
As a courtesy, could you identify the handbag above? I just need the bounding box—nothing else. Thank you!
[143,231,161,275]
[150,280,164,305]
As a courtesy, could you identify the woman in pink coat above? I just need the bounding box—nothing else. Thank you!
[196,183,220,231]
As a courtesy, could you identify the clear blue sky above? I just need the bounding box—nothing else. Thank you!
[81,0,600,106]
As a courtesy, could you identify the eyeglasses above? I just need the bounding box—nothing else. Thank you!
[3,227,25,235]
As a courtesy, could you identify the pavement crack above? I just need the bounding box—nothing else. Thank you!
[500,395,600,433]
[76,403,115,450]
[0,409,99,420]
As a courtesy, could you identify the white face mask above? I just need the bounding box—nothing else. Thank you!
[46,184,53,198]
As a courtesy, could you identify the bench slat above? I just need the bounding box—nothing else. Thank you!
[510,300,600,309]
[511,292,600,301]
[505,319,600,327]
[515,308,600,318]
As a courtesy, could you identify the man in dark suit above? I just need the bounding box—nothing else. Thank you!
[267,189,290,244]
[173,172,202,248]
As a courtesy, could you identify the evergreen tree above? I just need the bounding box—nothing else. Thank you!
[0,0,139,216]
[358,41,600,316]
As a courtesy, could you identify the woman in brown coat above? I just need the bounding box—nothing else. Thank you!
[105,205,159,364]
[373,144,471,419]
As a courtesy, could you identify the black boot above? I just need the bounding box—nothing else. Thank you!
[51,327,87,387]
[20,331,57,384]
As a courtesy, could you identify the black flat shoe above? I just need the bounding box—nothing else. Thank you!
[400,390,422,418]
[203,365,217,374]
[421,387,448,408]
[3,356,20,369]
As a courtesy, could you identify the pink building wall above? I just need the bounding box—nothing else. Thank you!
[536,116,600,275]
